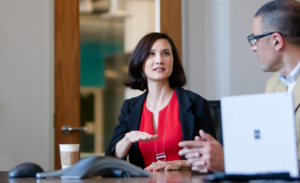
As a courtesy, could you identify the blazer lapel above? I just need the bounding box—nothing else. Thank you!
[175,87,194,141]
[125,91,147,131]
[274,81,287,92]
[270,73,299,111]
[125,91,147,150]
[294,75,300,112]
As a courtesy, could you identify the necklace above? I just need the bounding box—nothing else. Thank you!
[147,91,173,161]
[155,103,169,161]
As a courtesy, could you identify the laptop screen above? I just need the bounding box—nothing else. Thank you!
[221,92,298,178]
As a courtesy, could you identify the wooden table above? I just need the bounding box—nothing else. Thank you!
[1,171,207,183]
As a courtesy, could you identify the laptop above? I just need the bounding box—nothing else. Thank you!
[221,92,298,179]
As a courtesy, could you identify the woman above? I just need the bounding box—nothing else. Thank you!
[105,33,216,171]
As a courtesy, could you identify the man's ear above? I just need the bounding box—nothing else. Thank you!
[272,33,284,51]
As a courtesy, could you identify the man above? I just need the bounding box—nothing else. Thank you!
[179,0,300,173]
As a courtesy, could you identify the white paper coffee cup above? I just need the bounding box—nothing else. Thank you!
[59,144,80,169]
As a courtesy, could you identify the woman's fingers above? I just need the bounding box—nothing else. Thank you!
[153,134,159,140]
[153,165,165,171]
[145,163,164,171]
[138,132,159,142]
[145,161,181,171]
[165,165,171,171]
[127,131,158,143]
[144,163,156,171]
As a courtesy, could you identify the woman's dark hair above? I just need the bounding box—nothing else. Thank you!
[125,32,186,91]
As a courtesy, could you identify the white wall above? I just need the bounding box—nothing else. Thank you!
[0,0,54,171]
[182,0,273,100]
[229,0,272,96]
[124,0,156,53]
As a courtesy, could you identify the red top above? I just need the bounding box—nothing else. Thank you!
[138,92,183,167]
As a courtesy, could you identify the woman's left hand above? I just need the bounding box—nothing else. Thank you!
[144,160,187,171]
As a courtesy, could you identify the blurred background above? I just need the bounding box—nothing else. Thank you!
[2,0,299,171]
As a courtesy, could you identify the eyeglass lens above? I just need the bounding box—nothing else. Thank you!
[250,39,256,46]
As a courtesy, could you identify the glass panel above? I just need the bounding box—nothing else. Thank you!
[80,93,95,152]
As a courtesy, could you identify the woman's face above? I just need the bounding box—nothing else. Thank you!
[143,39,174,84]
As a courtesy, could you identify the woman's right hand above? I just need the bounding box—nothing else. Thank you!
[125,131,159,144]
[115,131,158,158]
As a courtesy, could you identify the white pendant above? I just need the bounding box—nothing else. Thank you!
[156,153,166,161]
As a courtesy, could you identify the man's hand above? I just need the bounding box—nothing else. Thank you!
[178,130,224,172]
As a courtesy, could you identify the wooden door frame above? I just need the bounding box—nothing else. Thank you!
[54,0,182,170]
[54,0,80,170]
[160,0,182,61]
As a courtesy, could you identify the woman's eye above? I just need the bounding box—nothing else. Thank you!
[148,52,154,56]
[163,52,170,55]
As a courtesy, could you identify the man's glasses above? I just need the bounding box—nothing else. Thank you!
[247,32,287,47]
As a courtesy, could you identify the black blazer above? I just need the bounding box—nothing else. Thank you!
[105,87,216,168]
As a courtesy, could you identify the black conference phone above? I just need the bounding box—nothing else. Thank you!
[36,156,152,179]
